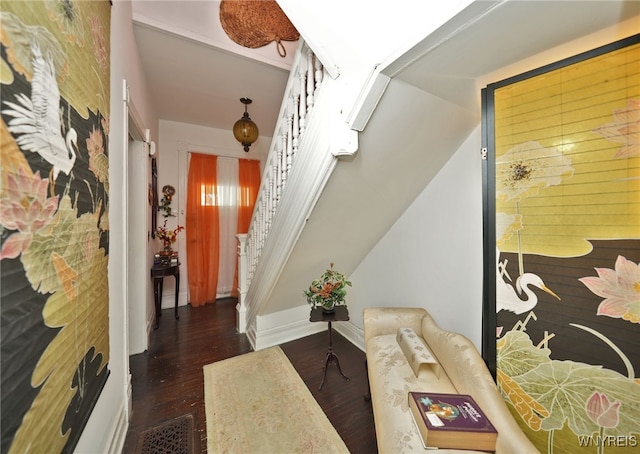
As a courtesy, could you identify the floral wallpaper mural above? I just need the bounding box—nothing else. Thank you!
[0,1,111,453]
[485,36,639,453]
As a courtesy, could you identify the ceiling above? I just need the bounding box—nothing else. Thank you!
[390,0,640,112]
[132,1,640,141]
[132,1,297,137]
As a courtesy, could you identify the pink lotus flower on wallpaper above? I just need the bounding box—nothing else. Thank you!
[0,167,59,259]
[86,124,104,158]
[89,15,109,71]
[579,256,640,324]
[586,391,621,428]
[593,99,640,158]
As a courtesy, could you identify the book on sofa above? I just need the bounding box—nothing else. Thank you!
[408,392,498,451]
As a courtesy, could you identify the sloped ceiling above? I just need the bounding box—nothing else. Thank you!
[259,0,640,315]
[389,0,640,111]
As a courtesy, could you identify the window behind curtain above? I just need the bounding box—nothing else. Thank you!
[216,158,239,296]
[187,154,260,303]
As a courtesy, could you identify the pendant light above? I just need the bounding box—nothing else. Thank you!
[233,98,259,152]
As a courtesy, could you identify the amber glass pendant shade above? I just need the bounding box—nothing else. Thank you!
[233,98,259,152]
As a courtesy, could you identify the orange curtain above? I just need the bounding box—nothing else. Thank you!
[233,159,261,296]
[186,153,219,306]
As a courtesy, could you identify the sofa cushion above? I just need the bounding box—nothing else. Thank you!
[396,327,440,378]
[367,334,460,453]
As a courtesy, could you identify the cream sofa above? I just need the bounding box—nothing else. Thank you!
[364,307,538,453]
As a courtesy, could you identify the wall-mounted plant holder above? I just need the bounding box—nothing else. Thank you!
[159,185,176,218]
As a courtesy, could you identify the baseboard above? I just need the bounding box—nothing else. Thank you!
[334,320,365,352]
[253,305,327,350]
[161,289,189,309]
[250,304,365,352]
[146,310,154,345]
[254,318,327,351]
[246,322,257,350]
[106,400,129,454]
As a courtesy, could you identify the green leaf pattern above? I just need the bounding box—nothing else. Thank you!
[513,360,640,435]
[498,328,640,443]
[21,196,100,295]
[498,330,551,377]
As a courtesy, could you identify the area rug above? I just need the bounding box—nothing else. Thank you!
[135,413,194,454]
[203,346,349,453]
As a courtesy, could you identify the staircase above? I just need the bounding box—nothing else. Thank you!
[236,40,358,345]
[236,1,481,349]
[236,0,634,350]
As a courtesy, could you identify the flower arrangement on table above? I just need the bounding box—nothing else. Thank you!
[304,263,352,313]
[156,219,184,255]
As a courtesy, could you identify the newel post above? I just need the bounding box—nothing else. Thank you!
[236,233,248,333]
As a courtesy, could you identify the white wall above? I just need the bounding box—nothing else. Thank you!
[156,119,270,307]
[128,140,153,354]
[349,126,483,348]
[343,14,640,352]
[126,2,160,352]
[75,2,158,452]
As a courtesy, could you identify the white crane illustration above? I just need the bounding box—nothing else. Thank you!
[496,248,560,314]
[2,41,77,181]
[497,272,561,314]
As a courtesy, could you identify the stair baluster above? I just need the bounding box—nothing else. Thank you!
[236,41,327,333]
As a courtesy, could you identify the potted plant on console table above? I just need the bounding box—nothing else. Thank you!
[156,219,184,257]
[304,263,352,314]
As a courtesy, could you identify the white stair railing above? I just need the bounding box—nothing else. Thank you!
[247,42,323,283]
[236,41,325,332]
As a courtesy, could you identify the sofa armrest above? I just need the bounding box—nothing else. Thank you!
[363,307,427,345]
[420,314,539,453]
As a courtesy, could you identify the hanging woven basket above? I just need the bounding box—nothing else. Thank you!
[219,0,299,57]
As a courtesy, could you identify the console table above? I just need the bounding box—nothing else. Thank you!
[310,305,350,390]
[150,263,180,329]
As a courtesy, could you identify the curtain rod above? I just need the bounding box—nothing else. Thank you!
[187,149,260,163]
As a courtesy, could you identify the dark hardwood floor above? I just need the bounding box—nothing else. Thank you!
[122,298,377,453]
